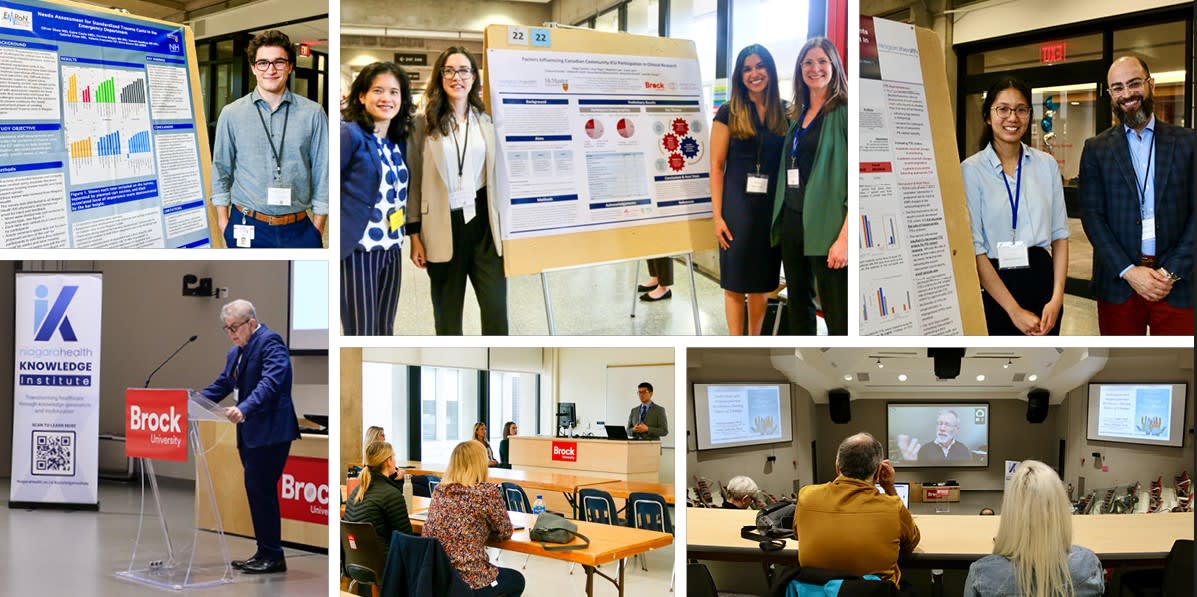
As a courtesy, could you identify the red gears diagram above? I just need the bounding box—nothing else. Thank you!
[671,117,689,136]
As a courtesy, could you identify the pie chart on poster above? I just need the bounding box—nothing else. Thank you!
[585,118,604,139]
[617,118,635,138]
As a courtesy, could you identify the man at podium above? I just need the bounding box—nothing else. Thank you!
[627,382,669,440]
[201,299,301,574]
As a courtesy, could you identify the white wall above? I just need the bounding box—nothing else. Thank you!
[951,0,1189,45]
[193,0,328,39]
[1059,349,1194,493]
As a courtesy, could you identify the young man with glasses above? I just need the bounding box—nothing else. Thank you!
[210,30,328,248]
[1079,55,1195,335]
[200,299,300,574]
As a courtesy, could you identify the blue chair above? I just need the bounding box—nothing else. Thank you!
[501,482,532,513]
[626,491,673,572]
[411,475,440,498]
[578,487,620,525]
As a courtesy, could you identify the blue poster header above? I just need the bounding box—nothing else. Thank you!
[0,38,54,51]
[505,135,572,142]
[0,161,61,174]
[502,98,569,105]
[0,0,184,56]
[511,194,578,205]
[60,56,143,69]
[0,123,60,133]
[153,123,194,131]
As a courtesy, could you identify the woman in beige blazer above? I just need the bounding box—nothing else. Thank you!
[407,47,507,335]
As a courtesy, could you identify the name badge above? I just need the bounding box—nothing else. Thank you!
[1141,216,1156,242]
[746,174,768,194]
[463,200,477,223]
[232,224,254,248]
[996,240,1030,269]
[267,186,292,207]
[450,187,474,210]
[787,168,801,188]
[389,207,405,232]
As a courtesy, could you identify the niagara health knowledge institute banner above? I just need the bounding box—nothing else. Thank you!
[9,272,102,507]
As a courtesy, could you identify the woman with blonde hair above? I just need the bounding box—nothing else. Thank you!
[343,441,410,553]
[362,425,385,460]
[963,460,1103,596]
[424,441,524,596]
[473,421,499,466]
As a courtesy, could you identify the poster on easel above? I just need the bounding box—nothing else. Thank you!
[0,0,211,248]
[858,17,984,335]
[484,25,717,277]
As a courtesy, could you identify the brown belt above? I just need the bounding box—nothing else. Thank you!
[1138,255,1156,267]
[236,205,308,226]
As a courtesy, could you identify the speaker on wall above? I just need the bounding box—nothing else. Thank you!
[1027,388,1049,423]
[829,389,851,424]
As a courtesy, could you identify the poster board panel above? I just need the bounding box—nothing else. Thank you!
[0,0,212,248]
[484,25,717,277]
[915,26,985,335]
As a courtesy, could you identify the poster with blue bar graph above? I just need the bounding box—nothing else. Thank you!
[0,0,208,248]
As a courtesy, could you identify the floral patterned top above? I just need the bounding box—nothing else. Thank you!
[422,481,513,589]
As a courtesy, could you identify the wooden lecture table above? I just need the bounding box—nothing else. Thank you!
[687,507,1194,568]
[409,497,673,596]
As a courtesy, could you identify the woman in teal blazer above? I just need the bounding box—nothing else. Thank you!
[772,37,848,335]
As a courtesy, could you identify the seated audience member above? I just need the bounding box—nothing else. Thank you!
[498,421,516,468]
[344,441,411,553]
[964,460,1104,597]
[363,425,385,460]
[473,422,500,467]
[423,441,525,596]
[794,432,920,587]
[979,507,996,516]
[722,475,760,509]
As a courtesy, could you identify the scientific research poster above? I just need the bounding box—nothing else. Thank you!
[858,17,963,335]
[0,0,208,248]
[487,47,711,240]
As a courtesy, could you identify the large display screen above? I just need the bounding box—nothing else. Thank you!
[1087,383,1187,448]
[288,260,327,352]
[887,403,989,468]
[692,383,792,450]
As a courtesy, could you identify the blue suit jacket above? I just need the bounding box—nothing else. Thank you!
[201,323,300,449]
[340,121,408,259]
[1079,119,1194,307]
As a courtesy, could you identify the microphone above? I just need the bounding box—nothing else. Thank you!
[144,335,199,388]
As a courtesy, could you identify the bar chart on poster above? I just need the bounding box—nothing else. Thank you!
[0,0,210,248]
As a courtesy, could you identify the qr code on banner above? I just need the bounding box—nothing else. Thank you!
[31,430,75,477]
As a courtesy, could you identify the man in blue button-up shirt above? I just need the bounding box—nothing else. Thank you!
[1080,55,1194,335]
[210,30,328,248]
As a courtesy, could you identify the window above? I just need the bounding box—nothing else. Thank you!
[595,8,620,32]
[730,0,808,103]
[420,367,479,463]
[626,0,659,36]
[1113,21,1188,128]
[669,0,718,108]
[487,371,539,447]
[361,362,409,460]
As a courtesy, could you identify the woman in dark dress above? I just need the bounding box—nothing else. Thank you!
[711,44,788,335]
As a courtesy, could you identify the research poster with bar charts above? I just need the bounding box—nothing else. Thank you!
[9,272,103,507]
[0,0,208,248]
[858,17,963,335]
[487,47,711,240]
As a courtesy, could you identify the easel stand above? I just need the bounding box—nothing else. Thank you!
[117,393,232,591]
[539,253,703,335]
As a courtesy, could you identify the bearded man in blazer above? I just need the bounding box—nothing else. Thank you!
[1080,55,1194,335]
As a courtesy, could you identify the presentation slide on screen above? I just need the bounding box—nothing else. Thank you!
[289,260,328,351]
[858,17,962,335]
[487,47,711,240]
[1087,384,1186,447]
[0,0,207,248]
[693,384,792,450]
[887,403,988,467]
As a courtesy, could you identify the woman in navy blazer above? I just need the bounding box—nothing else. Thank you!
[340,62,415,335]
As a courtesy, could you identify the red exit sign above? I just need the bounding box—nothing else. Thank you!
[1040,42,1067,64]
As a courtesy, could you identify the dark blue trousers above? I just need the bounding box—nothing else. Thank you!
[224,210,323,248]
[239,440,292,561]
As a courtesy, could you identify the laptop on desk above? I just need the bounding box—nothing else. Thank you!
[605,425,631,440]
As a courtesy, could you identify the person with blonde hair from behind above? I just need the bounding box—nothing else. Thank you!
[963,460,1104,596]
[423,440,523,596]
[363,426,385,460]
[344,441,411,553]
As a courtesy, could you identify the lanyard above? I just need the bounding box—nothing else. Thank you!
[452,112,470,178]
[1000,150,1023,231]
[1133,133,1155,207]
[254,100,290,180]
[791,107,819,166]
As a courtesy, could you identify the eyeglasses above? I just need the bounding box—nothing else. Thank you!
[253,58,290,72]
[991,105,1030,118]
[223,319,251,334]
[1108,77,1149,96]
[801,58,831,69]
[441,67,474,80]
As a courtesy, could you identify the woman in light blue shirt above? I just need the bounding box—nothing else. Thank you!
[963,460,1104,597]
[961,77,1069,335]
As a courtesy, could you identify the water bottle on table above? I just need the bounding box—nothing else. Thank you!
[532,495,546,518]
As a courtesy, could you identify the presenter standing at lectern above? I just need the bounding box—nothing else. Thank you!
[201,299,300,574]
[626,382,668,440]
